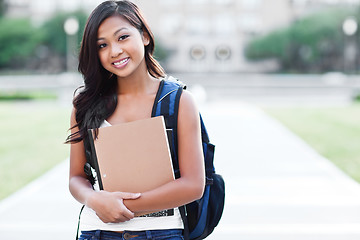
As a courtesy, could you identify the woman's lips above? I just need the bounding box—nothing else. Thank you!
[112,57,129,68]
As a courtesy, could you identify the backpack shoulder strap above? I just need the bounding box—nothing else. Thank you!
[151,76,185,122]
[152,77,215,183]
[152,76,190,240]
[152,76,185,176]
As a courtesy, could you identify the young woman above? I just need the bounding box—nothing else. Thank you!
[66,1,205,239]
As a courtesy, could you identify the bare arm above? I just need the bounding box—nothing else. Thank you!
[68,108,140,223]
[124,90,205,214]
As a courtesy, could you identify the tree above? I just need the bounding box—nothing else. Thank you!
[0,18,42,68]
[40,10,88,56]
[245,7,355,73]
[0,9,170,72]
[0,10,88,71]
[0,0,7,18]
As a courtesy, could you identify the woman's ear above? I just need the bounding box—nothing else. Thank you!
[142,31,150,46]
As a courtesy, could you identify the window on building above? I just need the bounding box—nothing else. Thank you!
[10,0,28,4]
[161,14,182,35]
[159,0,181,6]
[289,0,309,6]
[239,13,262,33]
[213,0,233,5]
[241,0,262,10]
[187,16,209,35]
[189,0,209,5]
[214,15,235,35]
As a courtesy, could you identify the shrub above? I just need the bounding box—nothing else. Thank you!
[0,18,43,68]
[40,11,88,56]
[245,7,354,73]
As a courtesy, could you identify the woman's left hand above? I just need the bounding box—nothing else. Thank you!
[87,191,141,223]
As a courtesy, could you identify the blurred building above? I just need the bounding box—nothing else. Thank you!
[135,0,292,73]
[4,0,102,25]
[5,0,360,73]
[135,0,359,73]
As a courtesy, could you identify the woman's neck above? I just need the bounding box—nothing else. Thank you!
[116,63,156,95]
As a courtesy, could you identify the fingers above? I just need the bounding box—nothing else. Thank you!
[92,191,141,223]
[117,199,135,220]
[97,213,131,223]
[115,192,141,200]
[96,201,133,223]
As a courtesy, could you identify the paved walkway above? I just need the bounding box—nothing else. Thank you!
[1,100,360,240]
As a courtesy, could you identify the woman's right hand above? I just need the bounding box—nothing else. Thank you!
[86,191,141,223]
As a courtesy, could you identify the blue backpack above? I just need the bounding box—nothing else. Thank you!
[151,77,225,240]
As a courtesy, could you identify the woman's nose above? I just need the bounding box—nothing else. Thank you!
[111,44,123,58]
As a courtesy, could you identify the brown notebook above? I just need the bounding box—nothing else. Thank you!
[88,116,175,193]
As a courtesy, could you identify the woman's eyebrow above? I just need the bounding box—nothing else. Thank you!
[113,27,128,36]
[97,27,129,41]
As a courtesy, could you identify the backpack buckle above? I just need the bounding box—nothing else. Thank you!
[206,176,214,185]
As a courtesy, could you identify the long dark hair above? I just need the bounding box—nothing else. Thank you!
[66,0,165,144]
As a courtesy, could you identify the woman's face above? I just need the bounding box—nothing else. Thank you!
[97,15,149,79]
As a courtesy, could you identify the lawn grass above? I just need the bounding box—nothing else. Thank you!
[0,101,71,200]
[264,103,360,182]
[0,91,57,101]
[2,100,359,200]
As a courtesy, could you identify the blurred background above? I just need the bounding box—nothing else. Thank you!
[1,0,360,75]
[1,0,360,239]
[1,0,360,102]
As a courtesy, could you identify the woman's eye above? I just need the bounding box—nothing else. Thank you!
[119,35,129,41]
[98,43,107,49]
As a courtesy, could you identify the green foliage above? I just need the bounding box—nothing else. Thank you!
[153,39,169,62]
[354,92,360,102]
[0,18,43,68]
[0,11,88,71]
[0,10,169,72]
[41,11,88,56]
[0,0,6,17]
[245,8,354,72]
[246,28,290,60]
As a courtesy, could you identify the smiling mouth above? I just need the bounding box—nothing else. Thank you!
[113,58,129,67]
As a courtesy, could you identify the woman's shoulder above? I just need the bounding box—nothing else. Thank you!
[178,89,200,121]
[180,89,195,103]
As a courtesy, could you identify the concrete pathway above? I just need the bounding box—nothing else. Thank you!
[0,160,81,239]
[1,100,360,240]
[203,101,360,240]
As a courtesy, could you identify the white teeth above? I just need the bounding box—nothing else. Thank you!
[114,58,128,66]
